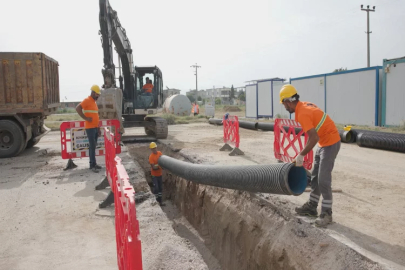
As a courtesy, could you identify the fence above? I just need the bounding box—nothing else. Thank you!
[104,127,143,270]
[60,119,121,159]
[219,115,244,156]
[274,118,313,170]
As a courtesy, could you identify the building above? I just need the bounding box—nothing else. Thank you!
[163,88,181,101]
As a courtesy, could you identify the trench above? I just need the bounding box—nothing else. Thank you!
[127,142,383,270]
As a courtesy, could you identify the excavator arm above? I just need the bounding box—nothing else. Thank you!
[99,0,135,101]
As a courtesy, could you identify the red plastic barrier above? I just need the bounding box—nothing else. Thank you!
[104,127,117,188]
[115,157,143,270]
[274,118,313,170]
[60,119,121,159]
[223,115,240,148]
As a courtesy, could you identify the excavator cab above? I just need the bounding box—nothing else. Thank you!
[134,66,163,111]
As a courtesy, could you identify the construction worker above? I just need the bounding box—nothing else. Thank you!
[149,142,165,206]
[191,102,199,116]
[280,84,341,227]
[142,77,153,96]
[76,85,102,173]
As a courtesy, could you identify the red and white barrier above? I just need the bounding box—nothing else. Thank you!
[220,115,244,156]
[60,119,121,160]
[103,128,143,270]
[274,118,313,170]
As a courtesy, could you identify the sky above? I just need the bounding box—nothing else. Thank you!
[1,0,404,101]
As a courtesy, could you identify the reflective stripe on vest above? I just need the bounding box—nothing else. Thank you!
[83,110,98,114]
[315,112,327,132]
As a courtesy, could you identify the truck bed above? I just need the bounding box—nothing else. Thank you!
[0,52,60,115]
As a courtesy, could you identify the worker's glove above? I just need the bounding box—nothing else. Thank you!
[153,164,159,170]
[293,154,304,167]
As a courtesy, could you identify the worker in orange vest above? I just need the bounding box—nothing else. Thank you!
[76,85,101,173]
[191,102,199,116]
[280,84,341,227]
[142,77,154,96]
[149,142,165,206]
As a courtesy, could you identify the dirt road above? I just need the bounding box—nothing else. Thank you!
[159,122,405,269]
[0,134,117,270]
[0,131,213,270]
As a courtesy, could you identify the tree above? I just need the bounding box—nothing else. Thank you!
[215,98,222,105]
[238,92,246,101]
[187,95,195,103]
[230,85,235,100]
[197,96,202,101]
[333,67,347,73]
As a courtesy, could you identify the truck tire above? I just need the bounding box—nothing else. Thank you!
[0,120,25,158]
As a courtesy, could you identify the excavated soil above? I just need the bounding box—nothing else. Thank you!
[128,143,383,270]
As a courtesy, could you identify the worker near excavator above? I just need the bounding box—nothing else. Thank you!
[142,77,154,96]
[191,102,199,116]
[76,85,102,173]
[149,142,165,206]
[280,84,341,227]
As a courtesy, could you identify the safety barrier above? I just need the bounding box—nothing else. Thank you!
[60,119,121,159]
[219,115,244,156]
[114,157,143,270]
[274,118,313,170]
[103,127,143,269]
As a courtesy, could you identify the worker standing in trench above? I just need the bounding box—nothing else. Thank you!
[280,85,341,227]
[149,142,165,206]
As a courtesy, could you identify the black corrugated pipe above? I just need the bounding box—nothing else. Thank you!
[257,122,274,131]
[338,130,354,143]
[356,133,405,152]
[208,118,223,125]
[351,129,405,142]
[158,155,307,195]
[238,121,258,130]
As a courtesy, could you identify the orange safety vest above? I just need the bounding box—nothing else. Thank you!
[191,104,199,113]
[142,83,153,93]
[80,96,99,129]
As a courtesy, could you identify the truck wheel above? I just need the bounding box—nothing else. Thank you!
[0,120,25,158]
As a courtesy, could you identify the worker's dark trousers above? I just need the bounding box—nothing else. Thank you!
[86,128,98,168]
[152,176,163,203]
[309,141,341,213]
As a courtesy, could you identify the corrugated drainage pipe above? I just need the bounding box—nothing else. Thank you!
[356,133,405,153]
[208,118,223,125]
[352,129,405,142]
[257,122,274,131]
[158,155,307,195]
[239,121,258,130]
[338,130,354,143]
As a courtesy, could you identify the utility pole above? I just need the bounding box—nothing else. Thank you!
[360,5,376,67]
[190,63,201,95]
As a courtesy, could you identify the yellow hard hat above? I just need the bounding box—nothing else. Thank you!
[90,85,101,94]
[149,142,157,149]
[279,84,298,103]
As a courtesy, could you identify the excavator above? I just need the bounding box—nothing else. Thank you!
[97,0,168,139]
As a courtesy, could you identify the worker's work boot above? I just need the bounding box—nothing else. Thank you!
[315,209,333,227]
[295,201,318,217]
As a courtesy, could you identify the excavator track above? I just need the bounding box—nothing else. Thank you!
[145,117,168,139]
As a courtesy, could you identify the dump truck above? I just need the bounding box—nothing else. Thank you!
[0,52,60,158]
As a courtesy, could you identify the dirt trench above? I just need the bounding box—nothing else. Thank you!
[128,143,383,270]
